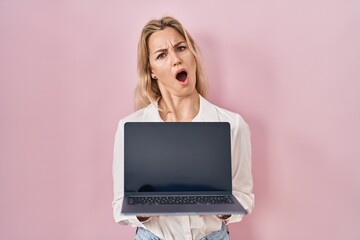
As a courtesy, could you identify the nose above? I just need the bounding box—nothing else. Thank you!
[170,51,182,66]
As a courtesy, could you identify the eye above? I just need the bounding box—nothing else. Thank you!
[156,52,166,60]
[177,45,186,52]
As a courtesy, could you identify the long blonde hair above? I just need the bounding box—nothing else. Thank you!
[134,16,208,110]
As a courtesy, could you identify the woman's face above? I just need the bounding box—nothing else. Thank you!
[148,27,197,98]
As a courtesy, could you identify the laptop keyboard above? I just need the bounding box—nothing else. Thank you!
[129,196,233,205]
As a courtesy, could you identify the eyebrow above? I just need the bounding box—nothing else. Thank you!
[153,40,187,55]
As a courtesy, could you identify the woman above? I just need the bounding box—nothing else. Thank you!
[113,16,254,240]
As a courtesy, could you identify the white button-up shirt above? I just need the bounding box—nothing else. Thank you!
[112,95,254,240]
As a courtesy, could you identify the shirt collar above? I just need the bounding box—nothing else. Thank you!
[141,94,219,122]
[195,95,219,122]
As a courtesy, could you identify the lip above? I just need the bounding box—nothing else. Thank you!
[175,68,187,77]
[178,77,189,85]
[175,68,189,84]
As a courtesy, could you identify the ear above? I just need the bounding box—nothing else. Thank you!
[151,73,157,80]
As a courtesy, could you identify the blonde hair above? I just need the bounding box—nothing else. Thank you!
[134,16,208,110]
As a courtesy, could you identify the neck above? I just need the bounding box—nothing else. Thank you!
[158,92,200,122]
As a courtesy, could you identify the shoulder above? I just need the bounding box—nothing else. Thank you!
[217,107,249,137]
[211,103,251,144]
[203,97,249,131]
[119,108,146,124]
[115,103,156,133]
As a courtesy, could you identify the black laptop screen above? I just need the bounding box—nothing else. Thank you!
[124,122,232,193]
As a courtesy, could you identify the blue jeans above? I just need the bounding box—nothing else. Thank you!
[135,223,230,240]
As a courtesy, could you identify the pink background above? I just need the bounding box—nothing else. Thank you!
[1,0,359,239]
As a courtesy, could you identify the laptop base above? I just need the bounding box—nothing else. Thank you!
[122,194,247,216]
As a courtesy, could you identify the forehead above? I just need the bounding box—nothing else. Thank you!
[148,27,185,52]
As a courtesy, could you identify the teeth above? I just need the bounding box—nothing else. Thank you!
[176,71,187,81]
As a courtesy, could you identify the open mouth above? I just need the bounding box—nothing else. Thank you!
[176,71,188,82]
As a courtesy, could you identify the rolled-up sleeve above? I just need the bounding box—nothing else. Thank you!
[112,120,144,227]
[227,115,254,224]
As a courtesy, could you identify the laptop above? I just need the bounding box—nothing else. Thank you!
[121,122,247,216]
